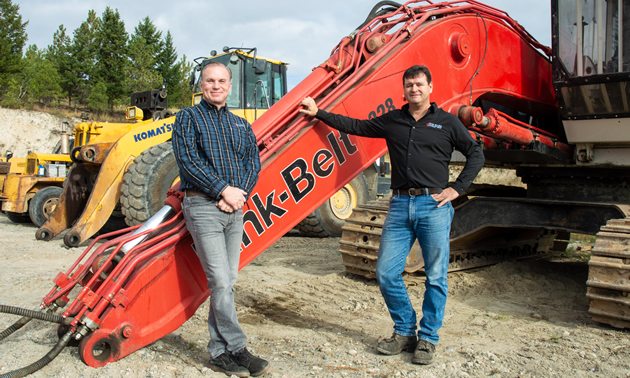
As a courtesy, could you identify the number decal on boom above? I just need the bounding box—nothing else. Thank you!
[368,98,396,119]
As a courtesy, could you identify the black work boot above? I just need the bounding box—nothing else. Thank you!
[412,339,436,365]
[208,352,250,377]
[231,347,270,377]
[376,333,417,355]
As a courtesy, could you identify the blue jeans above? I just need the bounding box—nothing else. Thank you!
[375,194,454,345]
[182,195,247,358]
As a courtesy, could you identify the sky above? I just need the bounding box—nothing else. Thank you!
[15,0,551,89]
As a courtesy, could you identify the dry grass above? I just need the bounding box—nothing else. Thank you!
[25,100,129,123]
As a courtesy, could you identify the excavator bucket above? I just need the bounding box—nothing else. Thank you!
[76,225,208,367]
[35,192,211,367]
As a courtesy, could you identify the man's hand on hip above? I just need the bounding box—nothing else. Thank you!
[432,187,460,208]
[220,186,248,211]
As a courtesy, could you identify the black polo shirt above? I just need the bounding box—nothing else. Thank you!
[315,103,484,193]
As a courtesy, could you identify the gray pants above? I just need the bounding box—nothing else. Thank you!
[182,195,247,358]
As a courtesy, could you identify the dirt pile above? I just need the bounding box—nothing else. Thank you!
[0,108,80,157]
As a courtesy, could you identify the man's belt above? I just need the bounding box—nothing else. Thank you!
[185,189,210,198]
[393,188,442,196]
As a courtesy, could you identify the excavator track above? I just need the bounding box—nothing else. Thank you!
[340,200,555,279]
[586,217,630,328]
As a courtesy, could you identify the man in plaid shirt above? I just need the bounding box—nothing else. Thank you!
[172,61,266,377]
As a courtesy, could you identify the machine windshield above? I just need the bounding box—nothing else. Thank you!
[558,0,629,76]
[193,53,285,111]
[557,0,630,117]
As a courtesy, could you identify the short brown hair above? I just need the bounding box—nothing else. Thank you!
[403,65,431,85]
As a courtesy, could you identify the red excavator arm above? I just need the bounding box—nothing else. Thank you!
[239,0,560,269]
[22,1,568,369]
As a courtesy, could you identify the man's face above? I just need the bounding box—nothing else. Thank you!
[200,65,232,107]
[403,73,433,107]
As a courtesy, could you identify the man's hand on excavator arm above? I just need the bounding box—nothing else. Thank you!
[299,97,319,117]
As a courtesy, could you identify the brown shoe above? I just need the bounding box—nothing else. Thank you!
[411,339,436,365]
[376,333,417,355]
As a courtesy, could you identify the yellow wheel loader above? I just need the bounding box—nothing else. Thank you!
[0,152,26,198]
[0,152,28,223]
[37,48,289,247]
[0,153,71,226]
[0,126,74,227]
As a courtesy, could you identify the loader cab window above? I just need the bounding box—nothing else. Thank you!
[226,59,242,109]
[243,57,287,109]
[244,57,272,109]
[272,64,286,104]
[195,53,286,111]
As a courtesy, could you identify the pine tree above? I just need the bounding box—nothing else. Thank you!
[157,31,183,105]
[47,24,75,104]
[71,10,100,105]
[9,44,62,108]
[2,76,26,108]
[87,80,108,120]
[0,0,28,96]
[126,34,162,94]
[94,6,128,109]
[134,16,162,68]
[15,44,40,107]
[31,57,63,108]
[170,55,194,109]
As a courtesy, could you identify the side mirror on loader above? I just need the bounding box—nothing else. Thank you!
[254,59,267,75]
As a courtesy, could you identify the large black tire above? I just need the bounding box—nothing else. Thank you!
[297,174,369,237]
[6,211,30,224]
[121,142,179,226]
[28,186,63,227]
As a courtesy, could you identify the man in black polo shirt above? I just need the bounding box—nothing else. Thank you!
[299,65,484,364]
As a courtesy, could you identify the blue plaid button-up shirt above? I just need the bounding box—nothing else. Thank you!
[172,99,260,200]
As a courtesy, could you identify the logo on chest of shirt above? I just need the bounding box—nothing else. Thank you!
[426,122,443,129]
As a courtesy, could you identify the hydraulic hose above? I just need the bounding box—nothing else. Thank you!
[355,1,403,31]
[0,330,73,378]
[0,305,65,324]
[0,316,32,341]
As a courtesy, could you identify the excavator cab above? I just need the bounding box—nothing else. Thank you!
[553,0,630,165]
[551,0,630,329]
[190,47,288,123]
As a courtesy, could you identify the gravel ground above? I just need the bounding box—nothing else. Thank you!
[1,214,630,378]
